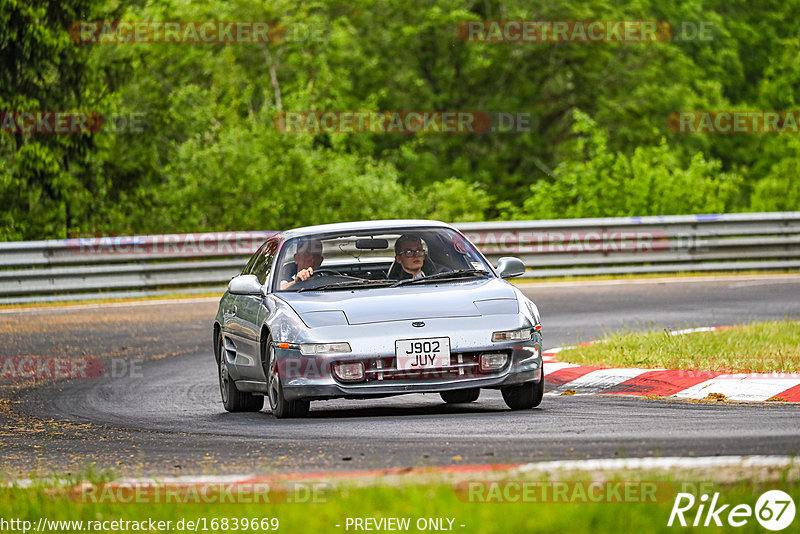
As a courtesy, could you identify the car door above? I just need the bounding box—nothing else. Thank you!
[220,243,264,375]
[232,239,278,380]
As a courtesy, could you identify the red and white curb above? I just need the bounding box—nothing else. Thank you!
[542,327,800,402]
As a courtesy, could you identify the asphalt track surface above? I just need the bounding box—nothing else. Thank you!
[2,275,799,478]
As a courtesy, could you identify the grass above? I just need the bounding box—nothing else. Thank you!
[2,471,798,534]
[556,320,800,373]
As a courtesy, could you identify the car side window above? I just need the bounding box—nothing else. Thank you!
[242,243,266,275]
[251,238,279,285]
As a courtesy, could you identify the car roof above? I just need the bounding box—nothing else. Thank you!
[279,219,455,240]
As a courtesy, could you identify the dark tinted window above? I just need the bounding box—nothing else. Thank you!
[242,243,266,275]
[251,237,279,285]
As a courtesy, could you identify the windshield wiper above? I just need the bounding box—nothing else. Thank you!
[390,269,490,287]
[296,279,396,292]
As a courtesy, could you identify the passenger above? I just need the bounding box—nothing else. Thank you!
[279,238,324,290]
[392,234,427,280]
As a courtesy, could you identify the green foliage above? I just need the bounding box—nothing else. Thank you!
[522,110,742,219]
[2,0,799,240]
[155,116,413,232]
[420,178,494,223]
[0,0,126,238]
[750,137,800,211]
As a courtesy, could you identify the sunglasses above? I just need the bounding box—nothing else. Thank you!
[399,248,426,258]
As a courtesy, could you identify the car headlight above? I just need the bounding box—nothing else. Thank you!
[299,342,352,355]
[492,328,533,342]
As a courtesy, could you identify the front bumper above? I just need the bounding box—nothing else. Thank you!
[277,338,542,401]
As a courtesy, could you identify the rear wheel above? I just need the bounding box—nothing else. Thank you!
[440,388,480,404]
[501,365,544,410]
[265,335,310,418]
[218,335,264,412]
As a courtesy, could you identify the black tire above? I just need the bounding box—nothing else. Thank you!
[501,366,544,410]
[265,335,310,418]
[440,388,480,404]
[218,335,264,412]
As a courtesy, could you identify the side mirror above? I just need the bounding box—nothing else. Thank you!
[228,274,263,295]
[495,257,526,278]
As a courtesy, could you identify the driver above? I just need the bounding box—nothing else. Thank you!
[279,238,324,290]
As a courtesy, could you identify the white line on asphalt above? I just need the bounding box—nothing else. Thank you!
[11,456,796,488]
[516,455,798,473]
[0,297,220,315]
[10,474,257,488]
[517,274,800,289]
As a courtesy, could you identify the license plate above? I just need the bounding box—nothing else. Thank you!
[395,337,450,371]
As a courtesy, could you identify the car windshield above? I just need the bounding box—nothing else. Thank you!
[273,227,492,292]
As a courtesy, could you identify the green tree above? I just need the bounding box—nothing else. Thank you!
[519,110,741,218]
[0,0,126,238]
[4,0,800,240]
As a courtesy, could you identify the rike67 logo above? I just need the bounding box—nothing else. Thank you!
[668,490,795,531]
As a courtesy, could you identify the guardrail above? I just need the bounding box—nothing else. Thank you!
[1,212,798,304]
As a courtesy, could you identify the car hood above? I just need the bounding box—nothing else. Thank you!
[276,278,518,325]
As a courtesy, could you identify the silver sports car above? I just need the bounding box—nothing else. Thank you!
[213,220,543,418]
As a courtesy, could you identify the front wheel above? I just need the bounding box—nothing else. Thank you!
[218,335,264,412]
[265,336,310,418]
[501,367,544,410]
[440,388,480,404]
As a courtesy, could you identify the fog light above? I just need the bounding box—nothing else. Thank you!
[333,361,365,382]
[480,353,508,372]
